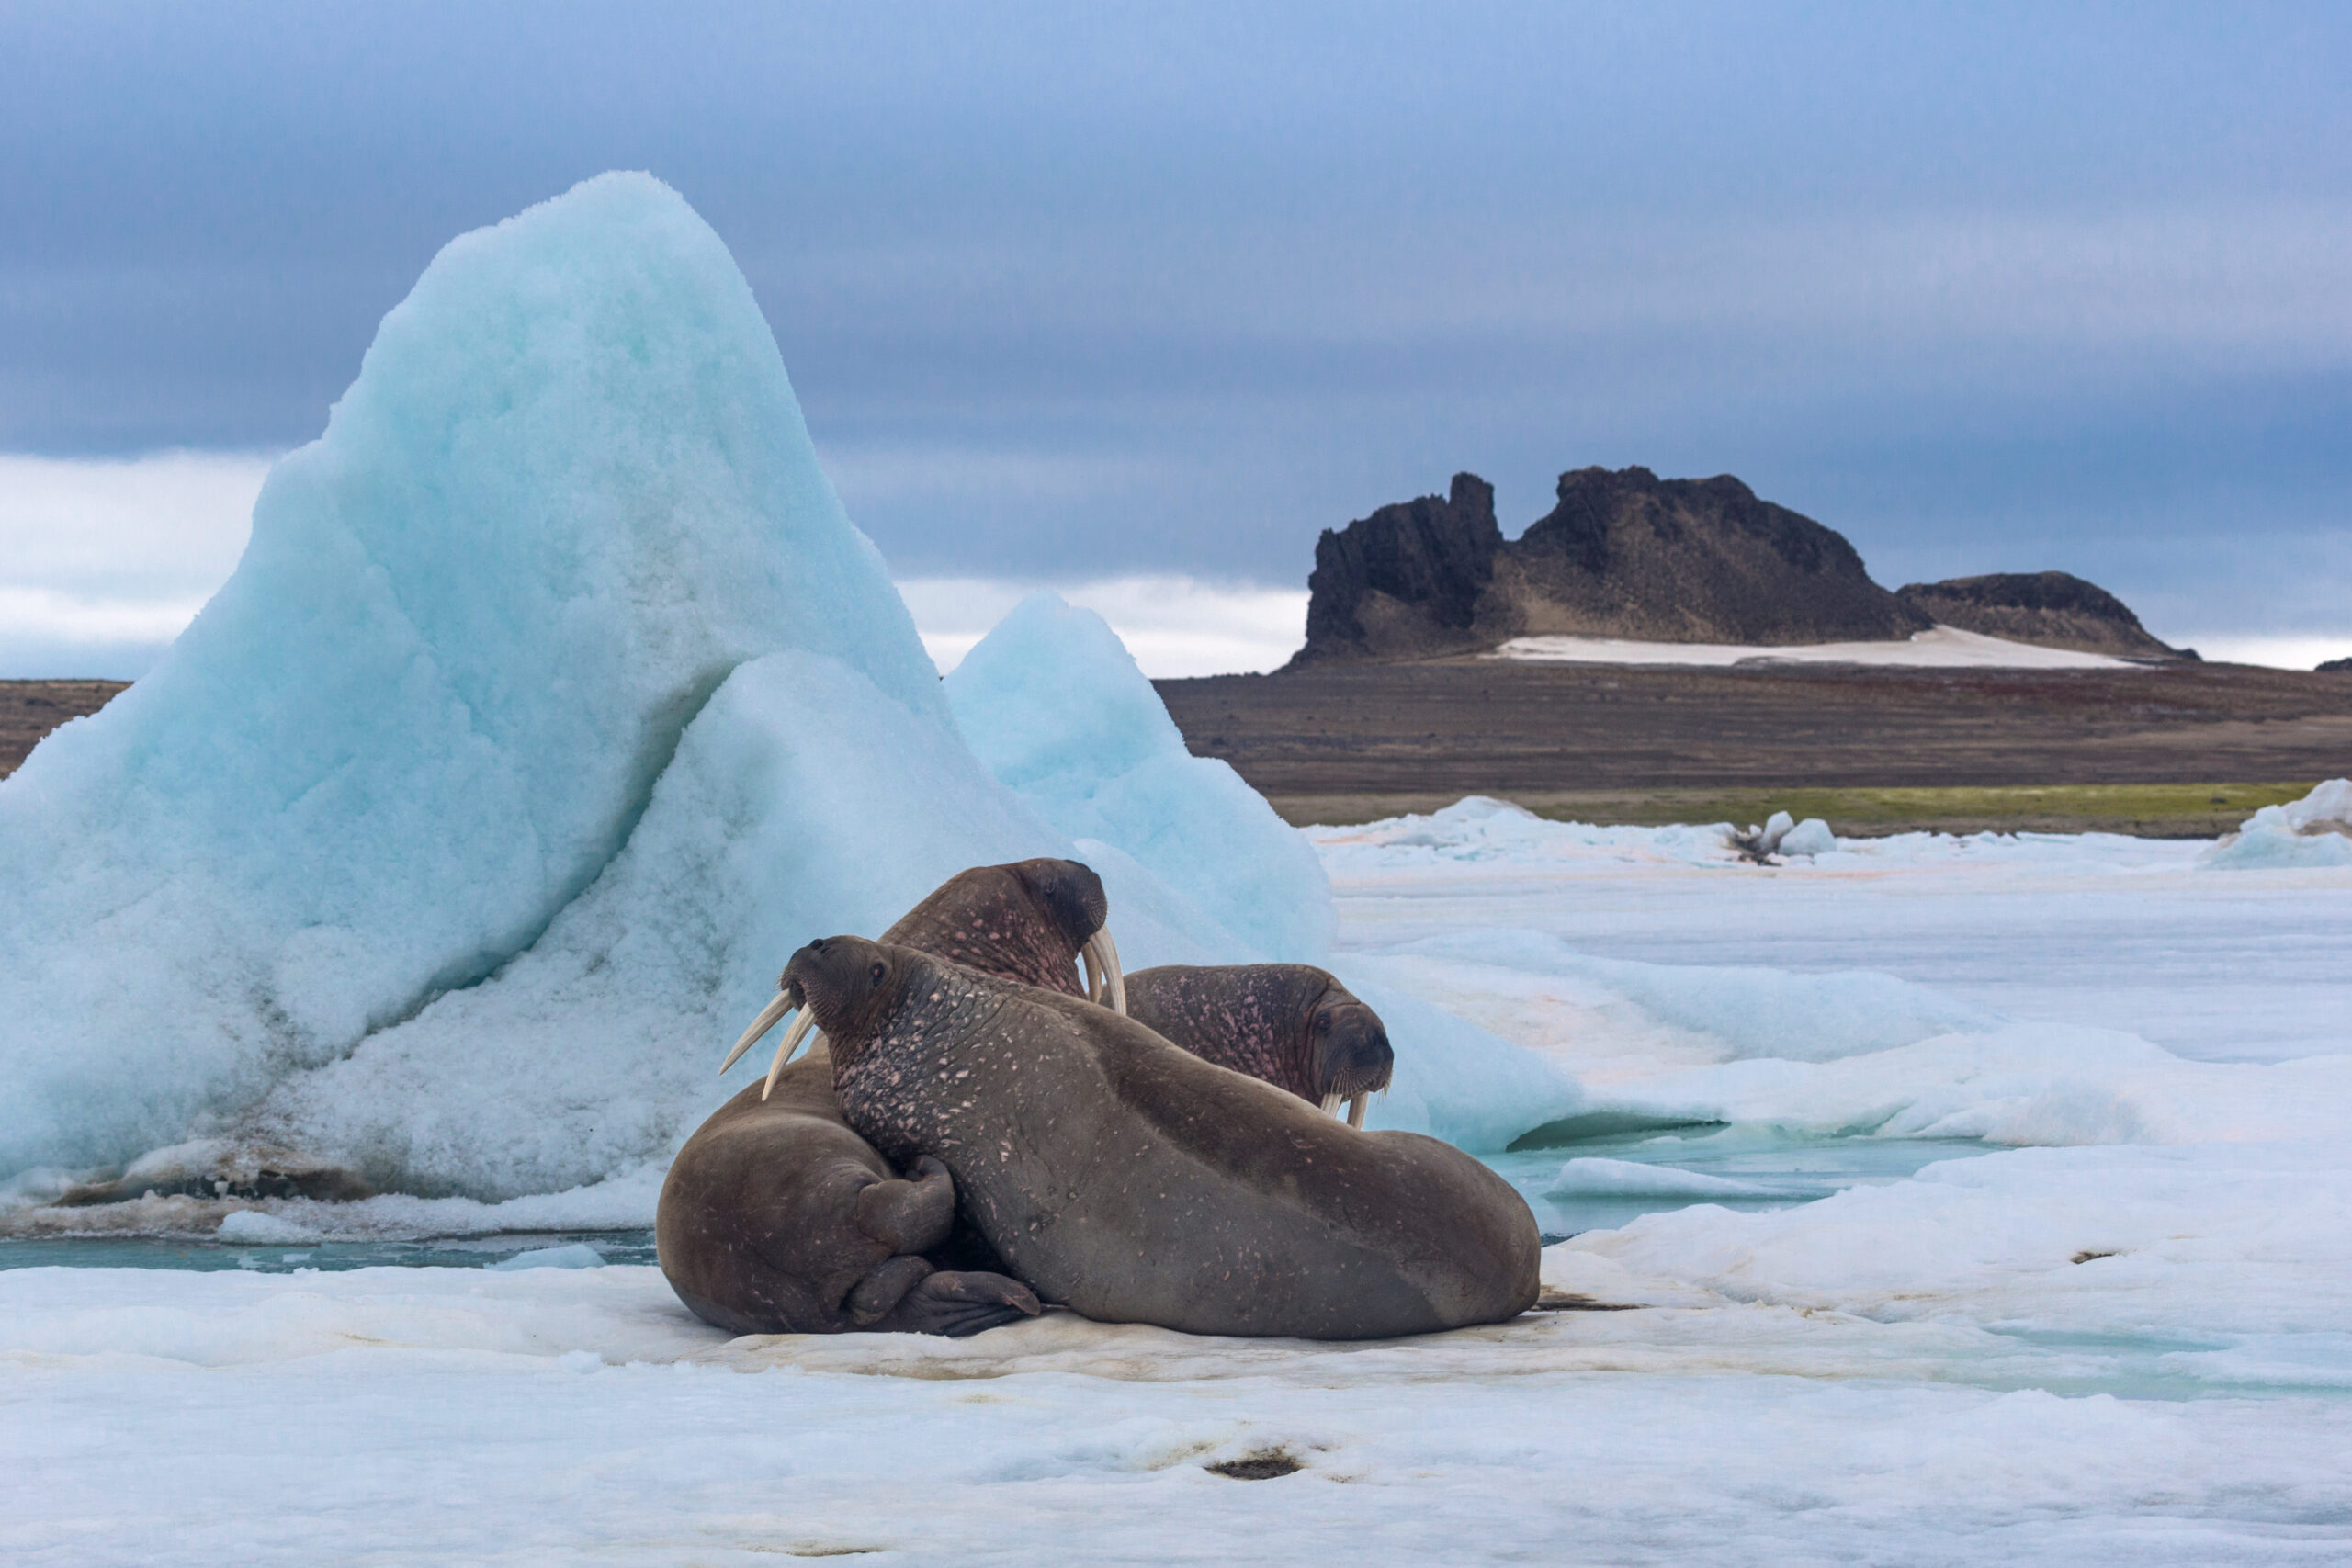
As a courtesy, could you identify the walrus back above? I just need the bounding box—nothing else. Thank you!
[912,981,1538,1337]
[1052,994,1540,1329]
[1121,964,1329,1099]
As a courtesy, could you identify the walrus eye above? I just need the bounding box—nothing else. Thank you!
[868,961,887,984]
[1314,1011,1332,1034]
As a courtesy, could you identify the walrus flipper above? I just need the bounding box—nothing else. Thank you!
[852,1155,958,1255]
[843,1254,935,1326]
[876,1269,1044,1337]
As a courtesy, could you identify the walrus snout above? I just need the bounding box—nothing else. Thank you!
[1012,859,1125,1013]
[1313,999,1394,1127]
[1012,858,1110,952]
[718,937,876,1102]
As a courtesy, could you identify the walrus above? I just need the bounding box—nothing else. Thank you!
[1123,964,1393,1126]
[653,1044,1041,1336]
[656,859,1120,1337]
[779,936,1542,1340]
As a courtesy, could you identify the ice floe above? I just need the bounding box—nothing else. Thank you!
[6,1258,2351,1564]
[3,794,2346,1562]
[2203,777,2352,870]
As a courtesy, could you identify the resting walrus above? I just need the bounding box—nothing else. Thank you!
[655,859,1120,1336]
[1124,964,1392,1125]
[782,936,1541,1340]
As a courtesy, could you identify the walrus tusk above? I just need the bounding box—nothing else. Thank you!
[1347,1092,1368,1129]
[1086,931,1124,1020]
[761,1010,819,1101]
[1083,929,1126,1015]
[1320,1093,1344,1116]
[720,992,797,1074]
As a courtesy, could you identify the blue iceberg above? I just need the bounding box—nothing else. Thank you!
[0,175,1382,1200]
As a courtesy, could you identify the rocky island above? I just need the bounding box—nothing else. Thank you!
[1292,465,2190,665]
[1894,571,2189,660]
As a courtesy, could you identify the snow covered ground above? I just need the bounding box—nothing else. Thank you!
[1490,625,2141,668]
[9,802,2350,1563]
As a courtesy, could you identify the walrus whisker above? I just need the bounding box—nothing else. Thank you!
[720,992,797,1074]
[762,1010,819,1101]
[1347,1092,1367,1129]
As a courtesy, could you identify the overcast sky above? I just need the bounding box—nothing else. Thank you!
[4,2,2349,673]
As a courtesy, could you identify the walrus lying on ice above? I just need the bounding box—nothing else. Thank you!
[783,936,1541,1339]
[655,859,1121,1336]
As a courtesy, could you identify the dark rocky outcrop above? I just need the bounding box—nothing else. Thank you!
[1297,473,1503,661]
[2319,656,2352,674]
[1894,572,2189,660]
[1498,468,1927,645]
[1289,466,1924,665]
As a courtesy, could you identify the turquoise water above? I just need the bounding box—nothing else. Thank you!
[0,1231,659,1274]
[0,1127,1987,1269]
[1489,1122,1988,1240]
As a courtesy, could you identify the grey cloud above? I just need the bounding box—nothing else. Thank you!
[1,2,2346,639]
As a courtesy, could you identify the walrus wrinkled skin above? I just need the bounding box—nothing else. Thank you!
[1124,964,1393,1122]
[786,936,1542,1340]
[883,857,1112,999]
[656,859,1111,1337]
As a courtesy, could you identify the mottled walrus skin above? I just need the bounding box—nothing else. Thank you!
[881,858,1106,998]
[786,936,1542,1340]
[1124,964,1393,1112]
[655,859,1109,1336]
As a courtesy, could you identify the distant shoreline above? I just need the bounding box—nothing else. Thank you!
[1158,657,2352,838]
[12,666,2348,840]
[1256,782,2319,840]
[0,680,127,778]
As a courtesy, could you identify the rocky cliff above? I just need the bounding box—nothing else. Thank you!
[1297,473,1504,661]
[1289,466,1925,665]
[1894,572,2189,660]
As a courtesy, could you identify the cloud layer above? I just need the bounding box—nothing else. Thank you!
[0,453,1311,680]
[1,4,2346,642]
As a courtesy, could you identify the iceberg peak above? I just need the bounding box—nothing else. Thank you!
[0,172,934,1175]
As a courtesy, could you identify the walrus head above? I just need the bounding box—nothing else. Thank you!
[721,860,1126,1100]
[714,936,899,1101]
[885,857,1122,1010]
[1005,858,1121,1010]
[778,935,907,1052]
[1309,986,1395,1129]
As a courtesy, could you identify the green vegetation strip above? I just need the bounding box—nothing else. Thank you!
[1272,782,2322,839]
